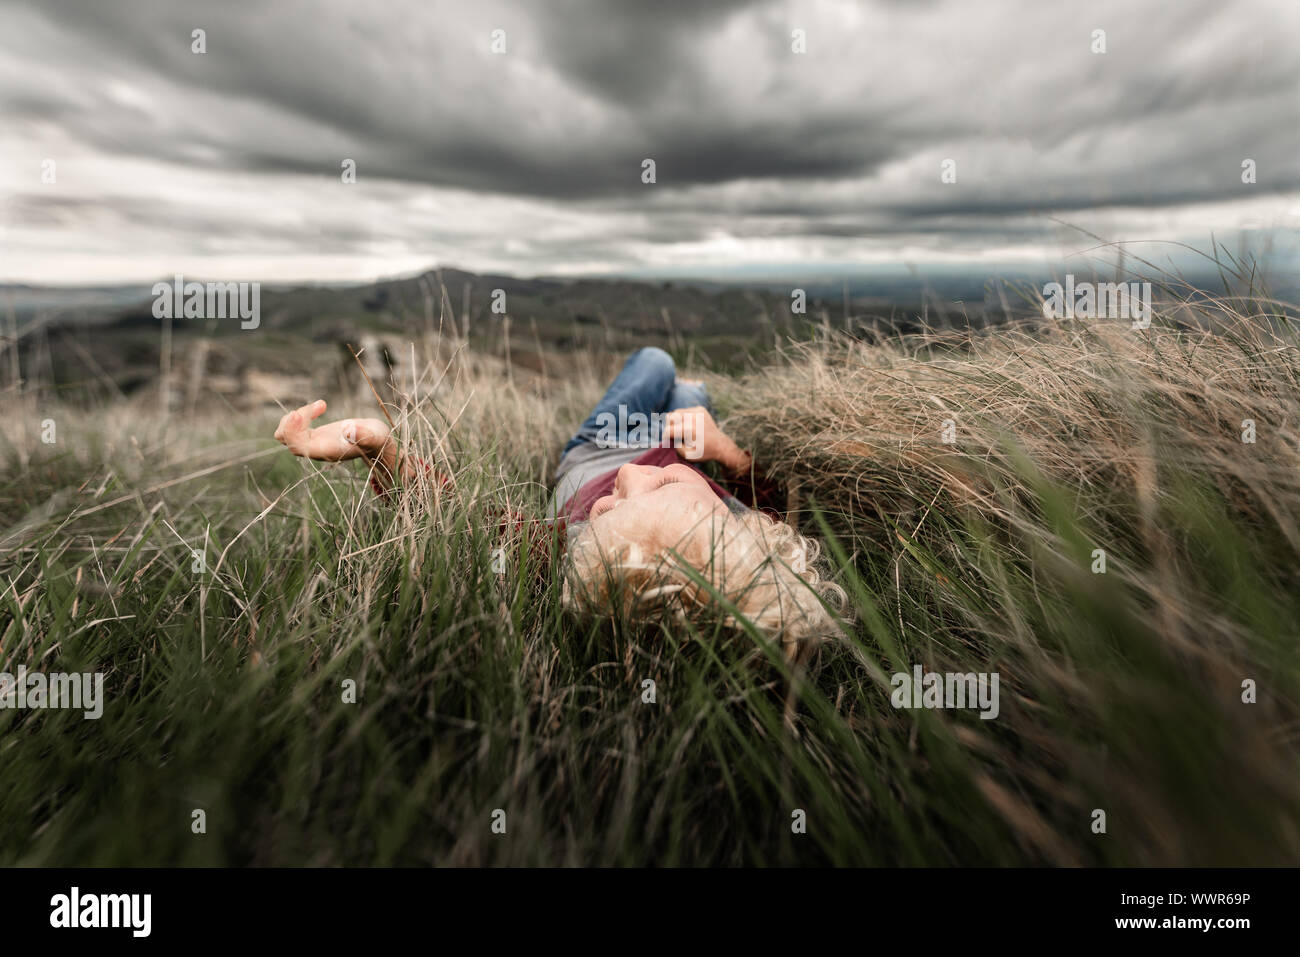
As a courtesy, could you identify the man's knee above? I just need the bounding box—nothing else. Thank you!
[632,346,675,375]
[626,347,676,391]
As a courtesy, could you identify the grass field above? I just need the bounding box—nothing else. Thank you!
[2,286,1299,866]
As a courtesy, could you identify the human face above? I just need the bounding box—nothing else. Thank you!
[587,463,729,557]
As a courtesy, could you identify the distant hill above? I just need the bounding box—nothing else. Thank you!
[0,265,906,401]
[1,261,1272,402]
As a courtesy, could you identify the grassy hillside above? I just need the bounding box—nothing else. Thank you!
[0,291,1297,865]
[6,267,831,403]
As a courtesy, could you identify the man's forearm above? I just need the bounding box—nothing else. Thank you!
[363,434,420,493]
[713,433,753,475]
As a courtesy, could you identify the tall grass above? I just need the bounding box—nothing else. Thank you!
[1,291,1297,865]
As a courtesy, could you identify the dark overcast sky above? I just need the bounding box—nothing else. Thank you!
[1,0,1297,283]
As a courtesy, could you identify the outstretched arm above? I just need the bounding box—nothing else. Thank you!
[273,399,421,495]
[272,400,556,565]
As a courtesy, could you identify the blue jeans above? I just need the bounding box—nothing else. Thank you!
[563,347,714,455]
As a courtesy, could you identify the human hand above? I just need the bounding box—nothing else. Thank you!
[273,400,391,463]
[663,405,750,472]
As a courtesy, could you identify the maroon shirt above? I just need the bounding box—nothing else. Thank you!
[562,444,737,525]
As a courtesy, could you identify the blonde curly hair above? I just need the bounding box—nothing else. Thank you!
[561,504,850,662]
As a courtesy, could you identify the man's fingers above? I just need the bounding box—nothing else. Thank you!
[662,411,685,442]
[273,411,297,443]
[665,407,705,431]
[663,407,708,459]
[275,400,326,442]
[285,400,325,433]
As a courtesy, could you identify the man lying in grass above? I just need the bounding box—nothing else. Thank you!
[273,347,847,659]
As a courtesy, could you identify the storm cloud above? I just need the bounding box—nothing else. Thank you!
[1,0,1296,282]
